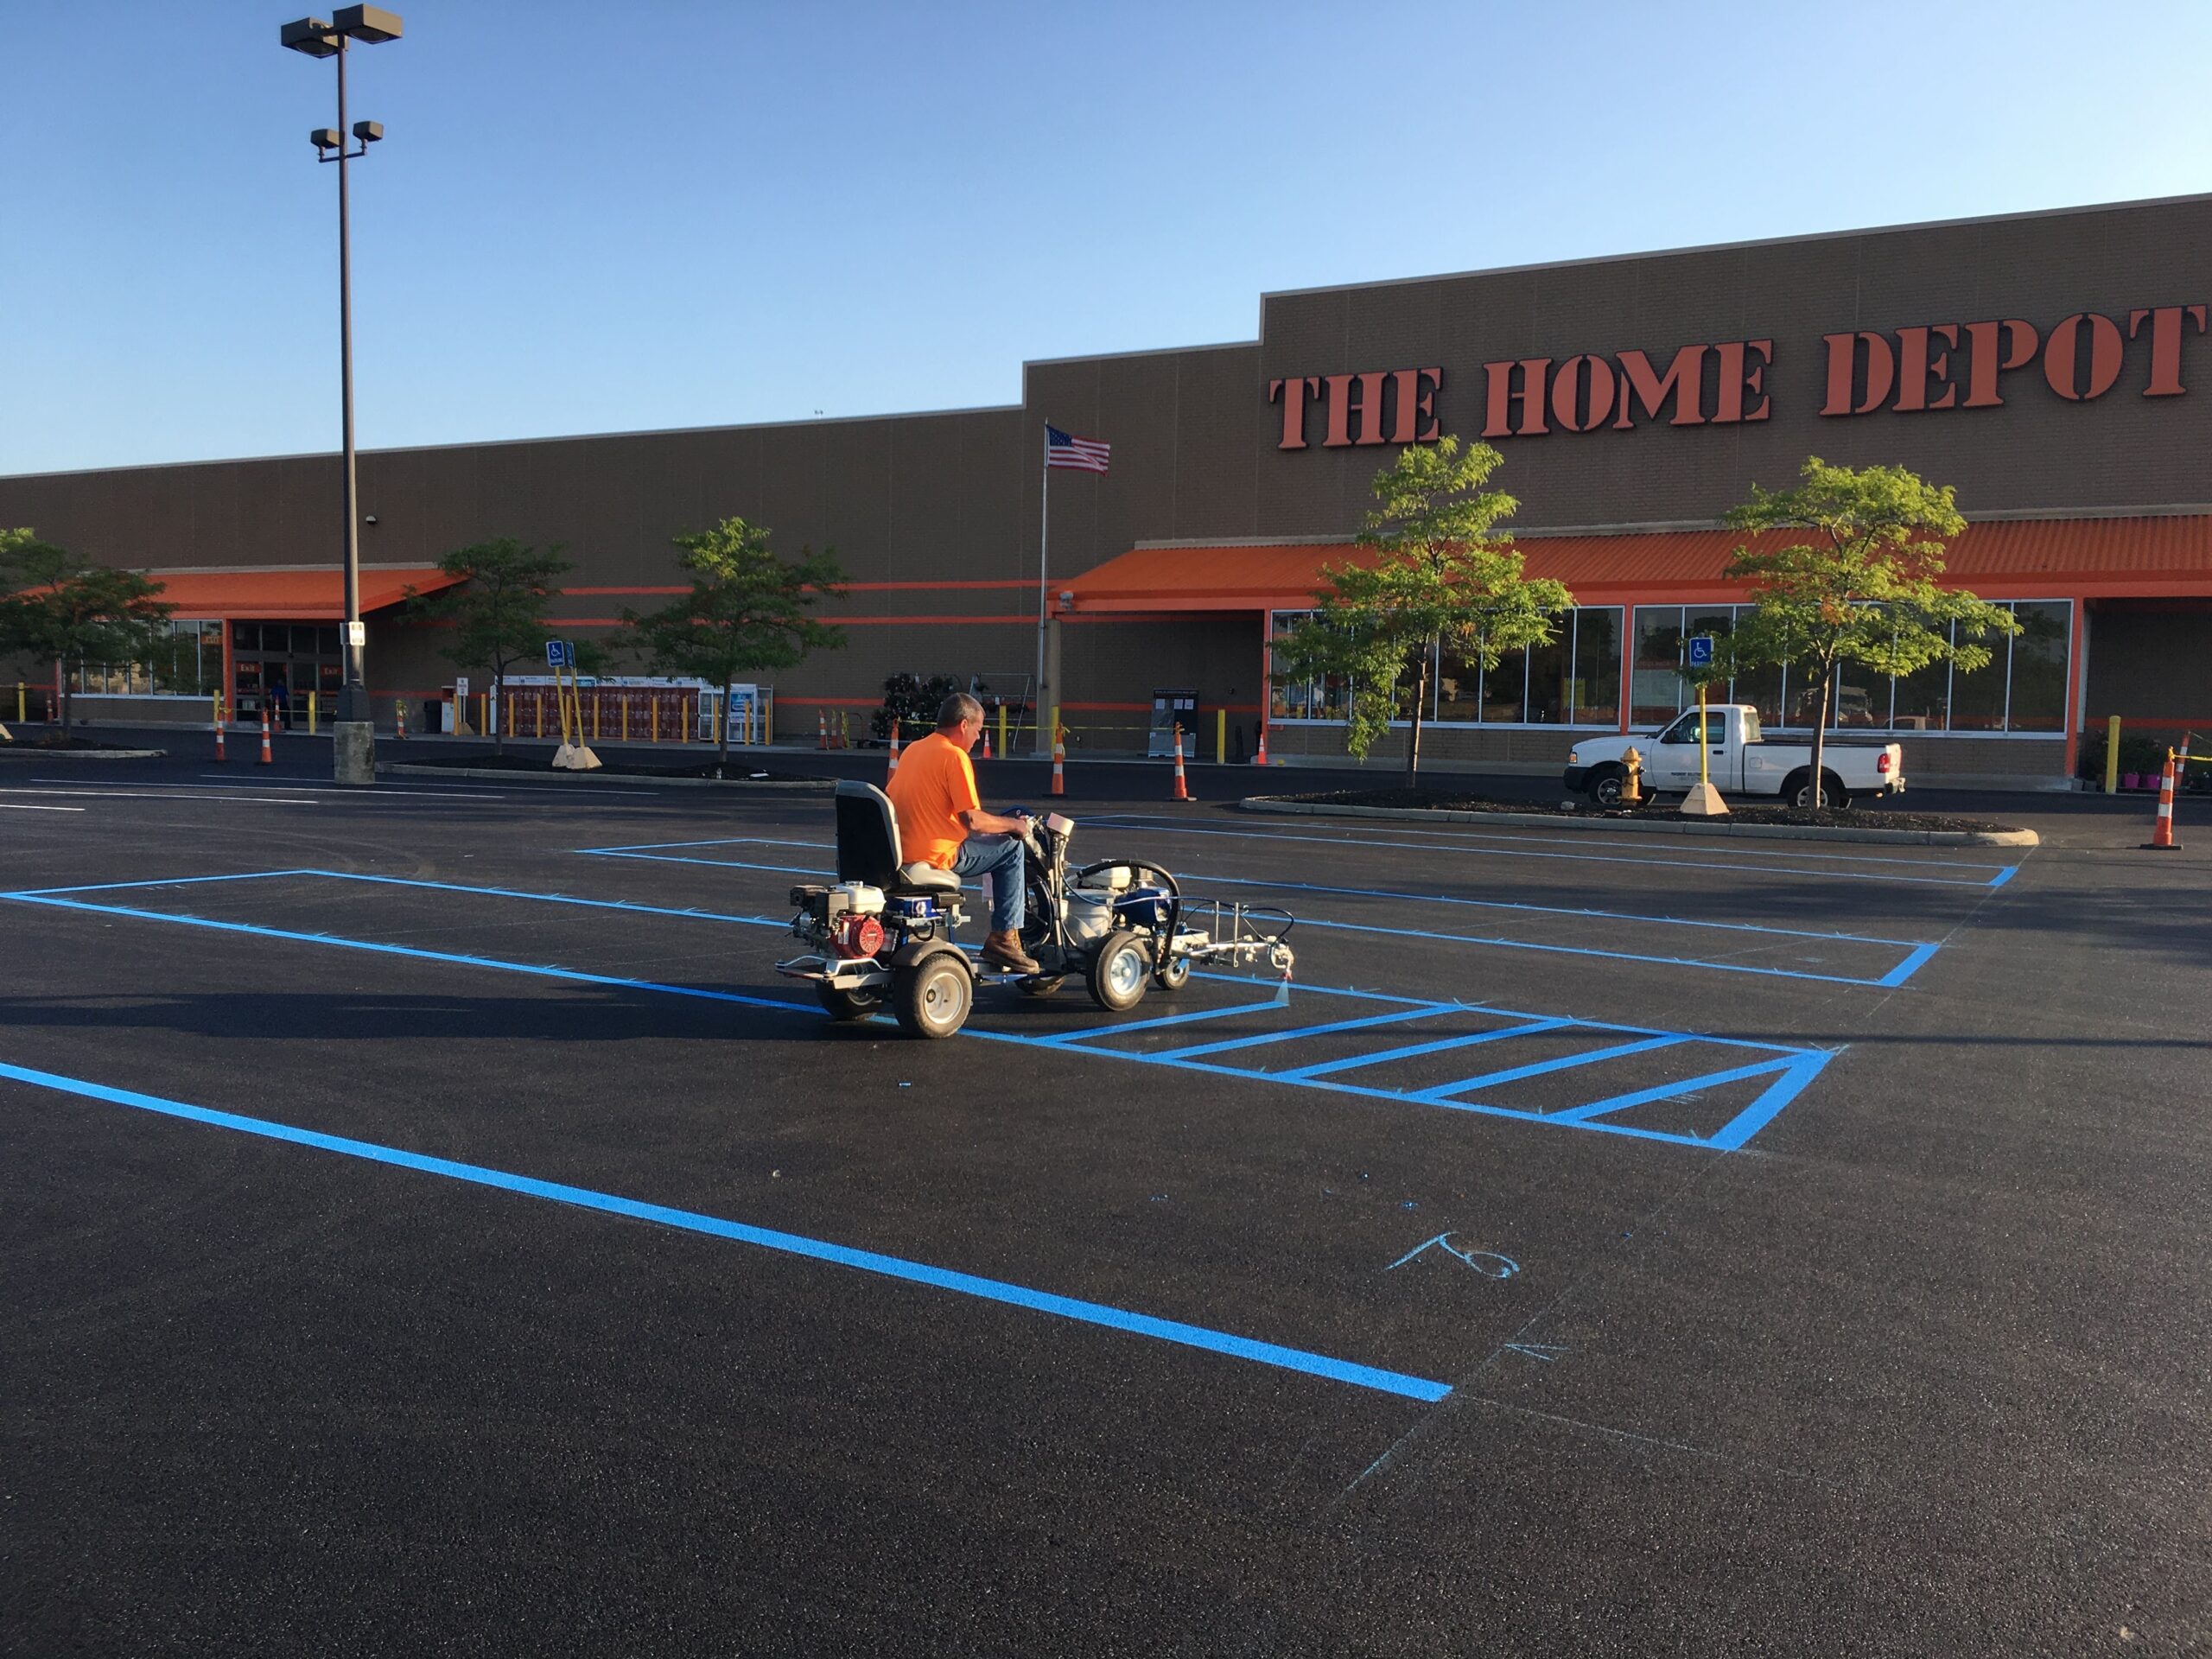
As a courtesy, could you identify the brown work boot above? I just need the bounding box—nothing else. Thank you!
[981,930,1040,975]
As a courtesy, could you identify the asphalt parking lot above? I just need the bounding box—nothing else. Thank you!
[3,744,2208,1656]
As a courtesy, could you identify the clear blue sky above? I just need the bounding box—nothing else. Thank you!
[6,0,2209,476]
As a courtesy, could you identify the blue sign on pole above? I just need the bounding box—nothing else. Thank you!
[1688,634,1715,668]
[545,639,574,670]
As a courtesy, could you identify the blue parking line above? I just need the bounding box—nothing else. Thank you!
[1987,865,2020,889]
[1548,1057,1797,1124]
[1423,1034,1691,1099]
[1037,999,1288,1046]
[1279,1019,1575,1082]
[1081,817,2003,887]
[1874,942,1942,988]
[0,1058,1450,1404]
[1153,1004,1455,1060]
[1704,1054,1834,1151]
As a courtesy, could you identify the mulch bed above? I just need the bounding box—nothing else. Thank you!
[1274,787,2021,836]
[396,751,820,782]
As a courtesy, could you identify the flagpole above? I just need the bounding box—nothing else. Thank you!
[1036,422,1050,755]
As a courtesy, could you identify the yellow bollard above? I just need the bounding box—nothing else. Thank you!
[2104,713,2121,795]
[1217,708,1226,766]
[16,682,25,723]
[592,692,600,741]
[308,690,318,735]
[651,697,660,744]
[620,696,629,742]
[479,692,489,736]
[997,704,1008,760]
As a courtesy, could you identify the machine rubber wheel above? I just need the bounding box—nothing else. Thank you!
[1588,764,1628,808]
[1784,769,1852,810]
[815,982,882,1023]
[1154,955,1192,992]
[892,954,974,1039]
[1018,975,1065,997]
[1087,931,1152,1013]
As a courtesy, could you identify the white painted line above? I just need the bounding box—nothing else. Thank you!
[187,773,666,798]
[0,803,86,812]
[0,787,322,805]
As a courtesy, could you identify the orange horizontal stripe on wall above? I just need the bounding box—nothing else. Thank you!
[559,581,1034,596]
[555,614,1035,627]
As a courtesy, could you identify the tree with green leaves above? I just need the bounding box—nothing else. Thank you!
[1721,457,2018,805]
[1272,437,1573,784]
[616,516,848,772]
[0,528,174,740]
[406,537,573,754]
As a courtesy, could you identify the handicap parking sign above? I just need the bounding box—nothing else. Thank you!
[1688,634,1715,667]
[545,639,575,669]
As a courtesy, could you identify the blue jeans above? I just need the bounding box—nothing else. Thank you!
[950,834,1025,933]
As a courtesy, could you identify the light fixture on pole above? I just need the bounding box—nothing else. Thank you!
[282,5,403,786]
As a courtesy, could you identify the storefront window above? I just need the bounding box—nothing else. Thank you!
[1631,607,1684,726]
[1734,660,1785,728]
[1482,647,1528,723]
[1891,645,1950,733]
[2005,601,2070,732]
[1435,640,1480,721]
[1526,628,1570,723]
[1949,633,2007,731]
[1572,607,1622,724]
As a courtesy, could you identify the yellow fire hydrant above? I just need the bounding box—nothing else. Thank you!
[1621,746,1645,806]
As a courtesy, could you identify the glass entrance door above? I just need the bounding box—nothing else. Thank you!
[232,621,342,725]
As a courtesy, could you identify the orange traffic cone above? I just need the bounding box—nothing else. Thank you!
[213,698,227,763]
[1254,723,1270,766]
[2143,753,2181,850]
[887,725,901,781]
[1171,725,1191,801]
[980,726,992,761]
[817,710,829,750]
[1050,726,1066,797]
[258,705,273,765]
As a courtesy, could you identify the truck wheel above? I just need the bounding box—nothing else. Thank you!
[892,953,973,1039]
[816,982,881,1023]
[1785,769,1852,810]
[1588,764,1629,807]
[1087,931,1151,1013]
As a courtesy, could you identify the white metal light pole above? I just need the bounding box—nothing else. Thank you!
[282,6,402,785]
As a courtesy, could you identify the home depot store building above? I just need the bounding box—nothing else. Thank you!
[6,192,2210,787]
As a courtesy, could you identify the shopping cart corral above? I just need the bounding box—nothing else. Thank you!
[777,780,1295,1039]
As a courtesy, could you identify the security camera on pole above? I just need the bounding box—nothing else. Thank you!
[281,6,404,786]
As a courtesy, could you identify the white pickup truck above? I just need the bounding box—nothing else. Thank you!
[1564,704,1904,809]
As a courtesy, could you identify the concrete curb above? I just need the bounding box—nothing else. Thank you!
[1238,796,2040,848]
[379,763,834,791]
[0,747,168,760]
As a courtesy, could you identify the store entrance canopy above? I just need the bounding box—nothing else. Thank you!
[1064,517,2212,612]
[139,565,462,620]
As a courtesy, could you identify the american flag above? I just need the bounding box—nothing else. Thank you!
[1046,424,1111,474]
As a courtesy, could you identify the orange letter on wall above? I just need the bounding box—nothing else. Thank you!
[1549,355,1618,433]
[1611,344,1707,428]
[1893,325,1960,412]
[1821,333,1894,416]
[1390,367,1444,442]
[1713,340,1772,423]
[2128,305,2209,397]
[2043,313,2126,401]
[1325,372,1391,446]
[1960,320,2038,408]
[1268,376,1321,449]
[1482,359,1551,437]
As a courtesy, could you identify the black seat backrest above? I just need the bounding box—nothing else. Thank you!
[834,779,901,886]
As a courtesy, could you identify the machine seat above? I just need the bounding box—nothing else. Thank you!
[894,863,961,893]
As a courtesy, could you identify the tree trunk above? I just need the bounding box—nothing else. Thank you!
[1405,646,1430,786]
[1808,655,1833,810]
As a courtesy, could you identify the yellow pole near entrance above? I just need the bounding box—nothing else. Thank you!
[2104,713,2122,794]
[308,690,318,735]
[1217,708,1226,766]
[16,683,25,722]
[997,703,1008,760]
[1699,682,1710,791]
[651,696,660,744]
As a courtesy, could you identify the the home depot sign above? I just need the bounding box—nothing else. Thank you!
[1266,304,2208,448]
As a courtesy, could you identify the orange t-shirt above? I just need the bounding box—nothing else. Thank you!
[885,731,981,868]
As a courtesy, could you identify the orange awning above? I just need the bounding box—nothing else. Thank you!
[1065,516,2212,612]
[137,566,462,620]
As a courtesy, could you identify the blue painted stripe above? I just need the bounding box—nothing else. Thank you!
[4,893,817,1014]
[1081,817,2004,887]
[1704,1053,1835,1151]
[1038,999,1289,1046]
[1986,864,2020,889]
[1153,1004,1455,1060]
[0,1058,1450,1404]
[3,868,321,899]
[1547,1057,1797,1123]
[1874,942,1942,988]
[1424,1033,1691,1099]
[1279,1018,1574,1082]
